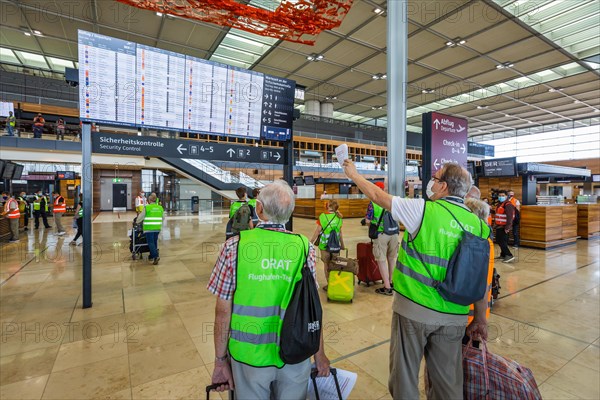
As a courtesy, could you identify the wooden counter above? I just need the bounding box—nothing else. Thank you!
[293,198,371,219]
[577,204,600,239]
[520,205,578,249]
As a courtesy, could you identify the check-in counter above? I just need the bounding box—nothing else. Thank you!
[0,216,10,240]
[293,197,371,219]
[577,203,600,239]
[520,205,578,249]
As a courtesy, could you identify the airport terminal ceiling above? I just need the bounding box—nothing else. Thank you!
[0,0,599,137]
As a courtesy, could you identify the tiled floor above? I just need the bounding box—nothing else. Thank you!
[0,211,598,399]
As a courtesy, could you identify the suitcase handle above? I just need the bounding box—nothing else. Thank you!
[206,383,233,400]
[310,367,343,400]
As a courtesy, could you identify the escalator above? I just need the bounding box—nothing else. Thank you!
[160,157,264,199]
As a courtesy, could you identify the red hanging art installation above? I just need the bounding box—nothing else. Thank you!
[116,0,354,45]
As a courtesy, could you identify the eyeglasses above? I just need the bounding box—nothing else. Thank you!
[430,176,444,183]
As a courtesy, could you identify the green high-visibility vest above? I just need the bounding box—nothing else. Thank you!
[8,116,16,127]
[318,213,342,251]
[77,206,83,218]
[248,198,257,209]
[229,200,247,218]
[33,195,48,211]
[229,229,309,368]
[393,199,490,315]
[142,203,164,231]
[371,203,386,233]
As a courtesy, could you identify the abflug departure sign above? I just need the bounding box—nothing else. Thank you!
[430,111,468,172]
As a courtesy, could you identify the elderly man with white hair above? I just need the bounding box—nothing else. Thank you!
[208,180,330,399]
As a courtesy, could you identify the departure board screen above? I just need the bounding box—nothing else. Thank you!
[78,30,136,126]
[78,30,295,140]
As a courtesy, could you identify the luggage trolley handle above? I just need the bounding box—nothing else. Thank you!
[311,367,343,400]
[206,383,233,400]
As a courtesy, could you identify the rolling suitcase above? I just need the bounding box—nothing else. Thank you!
[310,367,343,400]
[356,242,382,286]
[327,270,354,303]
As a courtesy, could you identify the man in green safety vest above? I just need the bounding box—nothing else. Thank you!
[33,191,52,230]
[208,180,330,398]
[343,160,490,399]
[136,193,164,265]
[6,111,16,136]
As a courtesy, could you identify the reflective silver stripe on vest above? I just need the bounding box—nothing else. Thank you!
[396,260,437,288]
[401,240,450,269]
[233,304,286,320]
[230,329,279,345]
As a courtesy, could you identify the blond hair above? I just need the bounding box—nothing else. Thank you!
[327,199,343,219]
[465,198,489,221]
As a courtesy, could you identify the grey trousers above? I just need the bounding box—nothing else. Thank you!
[231,359,310,400]
[9,218,19,240]
[389,312,464,400]
[54,213,64,233]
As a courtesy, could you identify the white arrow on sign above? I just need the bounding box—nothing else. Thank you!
[461,143,466,153]
[457,125,466,133]
[274,152,281,161]
[433,119,441,129]
[177,144,187,154]
[227,149,235,158]
[434,159,440,169]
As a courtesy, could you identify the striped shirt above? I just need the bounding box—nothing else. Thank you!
[207,225,318,300]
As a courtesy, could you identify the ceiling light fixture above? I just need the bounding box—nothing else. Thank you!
[476,105,488,109]
[496,62,514,69]
[373,8,384,15]
[527,121,533,124]
[422,89,435,94]
[307,53,324,62]
[504,114,510,117]
[445,38,466,47]
[324,96,337,100]
[573,100,581,104]
[24,32,31,36]
[33,30,42,35]
[372,73,387,80]
[371,106,383,110]
[156,12,163,16]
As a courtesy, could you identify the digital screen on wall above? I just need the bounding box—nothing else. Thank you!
[2,162,15,179]
[12,165,24,180]
[78,30,295,140]
[0,102,14,118]
[56,171,75,180]
[304,175,315,185]
[294,176,304,186]
[592,174,600,182]
[481,157,518,177]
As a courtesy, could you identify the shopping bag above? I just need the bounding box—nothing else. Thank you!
[463,340,542,400]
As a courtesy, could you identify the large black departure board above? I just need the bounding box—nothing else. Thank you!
[78,30,295,140]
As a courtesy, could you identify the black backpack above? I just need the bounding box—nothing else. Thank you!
[369,208,398,239]
[231,203,252,234]
[320,216,341,253]
[410,202,490,306]
[279,237,322,364]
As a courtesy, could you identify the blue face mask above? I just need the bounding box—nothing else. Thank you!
[498,196,506,202]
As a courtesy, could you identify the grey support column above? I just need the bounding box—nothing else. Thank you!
[386,0,408,197]
[82,123,92,308]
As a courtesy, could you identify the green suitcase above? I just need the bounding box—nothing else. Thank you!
[327,270,355,303]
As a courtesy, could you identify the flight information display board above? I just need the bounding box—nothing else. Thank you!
[78,31,136,126]
[78,30,295,140]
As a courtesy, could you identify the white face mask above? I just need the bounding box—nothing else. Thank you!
[426,179,436,198]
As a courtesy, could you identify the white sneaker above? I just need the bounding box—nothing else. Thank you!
[57,232,66,236]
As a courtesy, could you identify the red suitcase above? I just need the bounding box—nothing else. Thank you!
[356,242,382,286]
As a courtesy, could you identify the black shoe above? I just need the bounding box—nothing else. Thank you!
[375,287,393,296]
[153,257,160,265]
[503,256,515,263]
[322,285,328,292]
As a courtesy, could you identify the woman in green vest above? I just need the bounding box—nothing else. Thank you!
[310,199,345,288]
[137,193,164,265]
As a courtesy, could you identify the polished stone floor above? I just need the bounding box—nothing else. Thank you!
[0,211,598,399]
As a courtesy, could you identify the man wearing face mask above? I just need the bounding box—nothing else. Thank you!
[342,160,490,400]
[494,190,516,263]
[33,191,52,230]
[17,192,30,231]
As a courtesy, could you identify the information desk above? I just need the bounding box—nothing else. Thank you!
[293,198,371,219]
[0,215,24,240]
[577,204,600,239]
[520,205,578,249]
